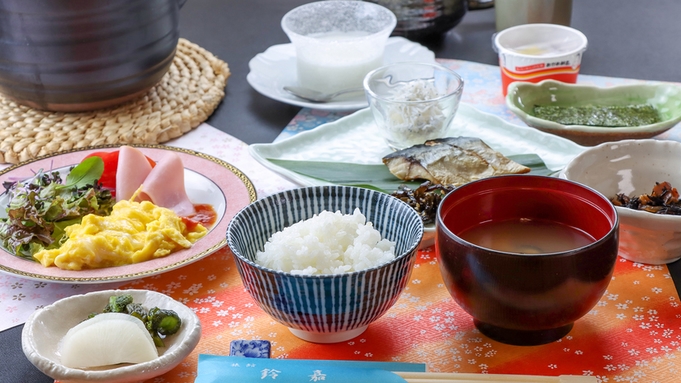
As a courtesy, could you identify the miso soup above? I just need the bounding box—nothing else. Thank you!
[459,218,595,254]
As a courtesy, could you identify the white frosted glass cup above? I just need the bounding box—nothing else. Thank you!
[281,1,396,95]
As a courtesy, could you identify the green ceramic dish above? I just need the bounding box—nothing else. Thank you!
[506,80,681,146]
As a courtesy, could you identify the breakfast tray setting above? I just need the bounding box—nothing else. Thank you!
[0,39,230,164]
[2,58,681,383]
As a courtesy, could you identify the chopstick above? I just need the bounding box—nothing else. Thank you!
[395,371,598,383]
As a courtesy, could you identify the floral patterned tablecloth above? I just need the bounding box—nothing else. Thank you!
[2,59,681,383]
[140,247,681,383]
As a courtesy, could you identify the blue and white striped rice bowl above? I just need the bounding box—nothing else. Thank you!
[226,186,424,343]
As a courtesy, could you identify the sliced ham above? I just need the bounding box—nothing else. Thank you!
[136,152,196,217]
[116,146,152,202]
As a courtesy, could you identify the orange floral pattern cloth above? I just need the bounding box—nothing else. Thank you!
[113,245,681,383]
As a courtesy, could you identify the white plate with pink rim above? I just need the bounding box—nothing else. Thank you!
[246,36,437,111]
[0,144,257,284]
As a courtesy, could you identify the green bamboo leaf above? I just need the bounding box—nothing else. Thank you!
[267,154,551,193]
[507,154,556,176]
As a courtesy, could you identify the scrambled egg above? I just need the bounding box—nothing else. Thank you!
[33,200,207,270]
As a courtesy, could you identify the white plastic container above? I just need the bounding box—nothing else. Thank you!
[493,23,587,96]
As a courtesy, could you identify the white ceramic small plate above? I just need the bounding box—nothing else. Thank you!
[0,145,257,284]
[561,139,681,264]
[22,289,201,383]
[249,103,587,244]
[246,36,436,111]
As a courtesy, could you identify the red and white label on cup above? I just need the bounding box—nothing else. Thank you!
[493,23,588,96]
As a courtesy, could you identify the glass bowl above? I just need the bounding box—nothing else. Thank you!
[364,62,464,150]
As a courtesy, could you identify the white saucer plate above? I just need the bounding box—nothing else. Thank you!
[246,37,436,111]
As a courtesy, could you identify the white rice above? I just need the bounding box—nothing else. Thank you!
[255,208,396,275]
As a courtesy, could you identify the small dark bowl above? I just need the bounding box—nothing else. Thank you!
[436,175,618,346]
[227,186,423,343]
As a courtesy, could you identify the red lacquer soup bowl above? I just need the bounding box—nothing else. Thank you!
[435,175,618,345]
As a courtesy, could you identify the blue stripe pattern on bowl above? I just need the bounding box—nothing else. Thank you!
[226,186,424,333]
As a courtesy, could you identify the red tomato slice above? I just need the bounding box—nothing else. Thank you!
[84,149,156,192]
[84,151,119,190]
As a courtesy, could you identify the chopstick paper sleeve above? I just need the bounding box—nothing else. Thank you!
[195,354,426,383]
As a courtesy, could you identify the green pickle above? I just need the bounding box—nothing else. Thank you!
[532,104,661,127]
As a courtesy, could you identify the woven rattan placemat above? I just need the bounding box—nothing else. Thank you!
[0,38,230,164]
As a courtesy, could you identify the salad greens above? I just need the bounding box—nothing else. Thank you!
[0,156,115,260]
[57,156,105,191]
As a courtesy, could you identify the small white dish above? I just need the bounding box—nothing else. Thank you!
[561,139,681,264]
[22,289,201,383]
[246,36,436,111]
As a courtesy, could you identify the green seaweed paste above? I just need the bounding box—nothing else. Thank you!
[532,104,661,127]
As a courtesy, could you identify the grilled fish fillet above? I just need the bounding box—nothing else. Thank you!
[382,137,530,186]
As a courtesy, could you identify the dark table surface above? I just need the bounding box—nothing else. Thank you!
[4,1,681,381]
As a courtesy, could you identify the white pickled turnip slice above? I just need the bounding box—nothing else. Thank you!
[59,312,158,369]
